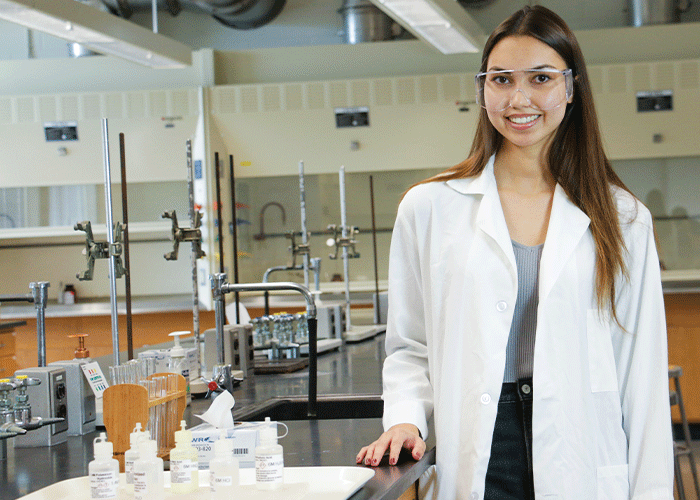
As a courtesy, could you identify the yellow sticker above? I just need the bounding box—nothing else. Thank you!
[241,161,252,167]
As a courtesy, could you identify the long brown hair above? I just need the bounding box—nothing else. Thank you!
[420,5,631,322]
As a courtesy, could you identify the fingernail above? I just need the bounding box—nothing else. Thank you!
[365,459,370,465]
[389,458,396,465]
[373,459,378,465]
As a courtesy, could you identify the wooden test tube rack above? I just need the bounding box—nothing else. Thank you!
[103,372,187,471]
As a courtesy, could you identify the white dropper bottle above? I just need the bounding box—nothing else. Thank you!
[133,438,164,500]
[169,331,191,403]
[124,423,147,493]
[170,420,199,494]
[255,417,285,490]
[209,430,239,499]
[89,432,119,500]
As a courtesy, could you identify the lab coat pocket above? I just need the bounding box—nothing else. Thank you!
[587,309,618,392]
[596,464,629,500]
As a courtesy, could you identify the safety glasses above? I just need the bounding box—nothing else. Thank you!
[475,68,574,112]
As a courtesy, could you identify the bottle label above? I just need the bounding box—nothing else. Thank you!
[255,454,284,484]
[125,459,135,484]
[210,472,233,492]
[133,471,148,499]
[90,470,118,499]
[170,459,195,484]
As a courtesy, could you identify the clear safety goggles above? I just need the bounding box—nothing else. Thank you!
[475,68,574,113]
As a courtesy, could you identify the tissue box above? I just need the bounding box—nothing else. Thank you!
[190,421,274,469]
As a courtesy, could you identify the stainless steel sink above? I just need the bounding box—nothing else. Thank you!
[233,394,383,421]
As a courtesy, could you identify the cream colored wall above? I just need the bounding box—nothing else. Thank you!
[2,25,700,301]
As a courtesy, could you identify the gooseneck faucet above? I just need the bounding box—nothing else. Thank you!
[210,273,318,417]
[0,281,49,367]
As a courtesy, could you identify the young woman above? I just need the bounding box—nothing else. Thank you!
[357,6,673,500]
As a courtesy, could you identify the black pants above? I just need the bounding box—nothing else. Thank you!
[483,378,534,500]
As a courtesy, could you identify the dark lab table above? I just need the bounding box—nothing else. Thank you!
[0,333,435,499]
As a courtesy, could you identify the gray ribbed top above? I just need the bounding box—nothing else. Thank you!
[503,240,544,383]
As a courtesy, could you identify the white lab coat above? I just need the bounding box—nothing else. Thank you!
[382,156,673,500]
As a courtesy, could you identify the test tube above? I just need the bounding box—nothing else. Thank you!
[153,376,167,454]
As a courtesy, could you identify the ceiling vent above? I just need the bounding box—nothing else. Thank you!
[98,0,286,30]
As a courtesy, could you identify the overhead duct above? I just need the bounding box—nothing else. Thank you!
[98,0,286,30]
[628,0,690,26]
[338,0,397,44]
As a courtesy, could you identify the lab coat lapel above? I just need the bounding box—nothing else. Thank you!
[476,174,517,272]
[540,184,591,301]
[446,158,517,273]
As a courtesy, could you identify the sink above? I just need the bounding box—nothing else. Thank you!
[234,394,383,421]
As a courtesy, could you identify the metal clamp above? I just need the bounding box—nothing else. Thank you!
[326,224,360,260]
[286,231,311,267]
[162,209,206,261]
[74,220,126,281]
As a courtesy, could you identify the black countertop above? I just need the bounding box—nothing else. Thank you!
[0,333,436,499]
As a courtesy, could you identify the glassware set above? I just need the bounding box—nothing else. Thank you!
[108,359,181,455]
[251,313,308,349]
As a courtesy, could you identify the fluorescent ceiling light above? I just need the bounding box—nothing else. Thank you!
[0,0,191,68]
[369,0,486,54]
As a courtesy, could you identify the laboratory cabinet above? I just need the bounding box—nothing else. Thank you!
[0,322,23,378]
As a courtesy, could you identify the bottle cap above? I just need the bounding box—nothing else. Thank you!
[259,417,280,446]
[130,422,145,447]
[169,331,189,358]
[174,420,192,445]
[93,432,113,460]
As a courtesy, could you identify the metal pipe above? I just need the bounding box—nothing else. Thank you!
[185,140,202,368]
[369,175,381,325]
[101,118,120,367]
[262,264,304,315]
[29,282,49,367]
[229,154,241,324]
[298,161,310,289]
[263,264,304,283]
[119,133,134,360]
[339,166,352,330]
[211,274,318,416]
[0,294,33,303]
[151,0,158,32]
[214,153,227,325]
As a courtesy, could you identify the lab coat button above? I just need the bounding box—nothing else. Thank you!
[480,393,491,405]
[496,301,507,312]
[470,492,479,500]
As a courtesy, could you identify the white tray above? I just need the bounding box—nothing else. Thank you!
[19,466,375,500]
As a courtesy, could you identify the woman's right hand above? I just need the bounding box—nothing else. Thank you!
[356,423,426,466]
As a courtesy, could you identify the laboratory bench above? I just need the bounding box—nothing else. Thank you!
[0,290,381,370]
[0,333,436,500]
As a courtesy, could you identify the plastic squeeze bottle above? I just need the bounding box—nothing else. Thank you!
[124,423,147,493]
[255,417,284,490]
[209,430,239,499]
[89,432,120,500]
[133,438,164,500]
[168,331,191,403]
[170,420,199,494]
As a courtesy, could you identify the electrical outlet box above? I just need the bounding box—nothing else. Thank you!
[49,359,96,436]
[13,366,68,447]
[203,324,254,378]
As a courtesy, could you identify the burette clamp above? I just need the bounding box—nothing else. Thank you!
[162,209,206,261]
[326,224,360,260]
[74,220,127,281]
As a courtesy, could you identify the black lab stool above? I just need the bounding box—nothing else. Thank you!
[670,365,700,500]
